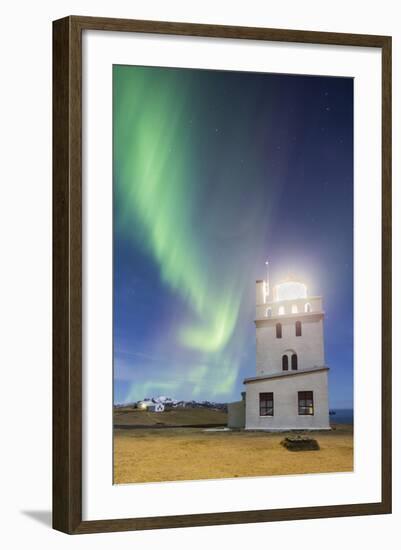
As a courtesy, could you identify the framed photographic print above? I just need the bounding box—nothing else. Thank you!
[53,16,392,534]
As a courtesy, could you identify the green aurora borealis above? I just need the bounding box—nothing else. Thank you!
[113,64,354,407]
[114,65,273,402]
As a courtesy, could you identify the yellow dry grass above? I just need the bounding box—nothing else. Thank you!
[114,407,227,427]
[113,424,353,484]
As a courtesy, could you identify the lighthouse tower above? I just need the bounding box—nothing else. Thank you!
[244,267,330,430]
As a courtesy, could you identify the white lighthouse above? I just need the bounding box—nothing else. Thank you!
[244,267,330,430]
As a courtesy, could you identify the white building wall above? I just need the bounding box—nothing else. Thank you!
[255,280,265,307]
[256,314,325,376]
[227,400,246,428]
[245,369,330,430]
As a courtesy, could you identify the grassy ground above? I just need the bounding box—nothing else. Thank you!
[114,406,227,427]
[113,422,353,484]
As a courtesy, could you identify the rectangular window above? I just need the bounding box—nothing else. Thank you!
[260,392,274,416]
[298,391,314,415]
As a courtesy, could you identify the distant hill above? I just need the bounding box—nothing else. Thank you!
[114,406,228,428]
[114,400,227,411]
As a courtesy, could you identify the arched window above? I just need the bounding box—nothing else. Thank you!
[291,304,298,314]
[305,303,312,313]
[291,353,298,370]
[276,323,282,339]
[266,307,272,318]
[295,320,302,337]
[282,354,289,371]
[278,305,285,315]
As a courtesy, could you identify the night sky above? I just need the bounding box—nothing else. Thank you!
[113,65,353,409]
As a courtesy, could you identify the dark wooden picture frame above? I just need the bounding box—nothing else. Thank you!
[53,15,392,534]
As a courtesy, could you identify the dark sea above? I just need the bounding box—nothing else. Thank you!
[329,409,354,424]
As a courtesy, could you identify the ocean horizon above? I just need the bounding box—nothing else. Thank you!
[329,408,354,424]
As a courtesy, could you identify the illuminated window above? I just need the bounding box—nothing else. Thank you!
[298,391,314,415]
[282,355,289,371]
[278,305,285,315]
[305,303,312,313]
[295,321,302,337]
[259,392,274,416]
[276,323,282,339]
[291,304,298,314]
[266,307,272,318]
[291,353,298,370]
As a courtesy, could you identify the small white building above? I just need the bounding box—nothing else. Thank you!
[243,269,330,431]
[148,402,165,413]
[137,399,165,412]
